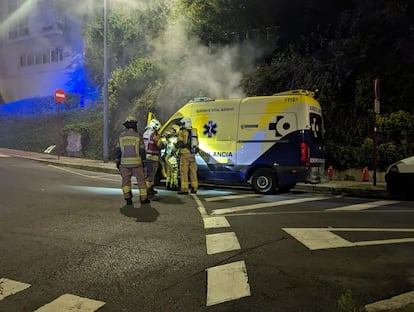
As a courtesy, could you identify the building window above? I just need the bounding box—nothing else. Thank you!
[43,52,50,64]
[9,27,18,40]
[19,18,29,37]
[19,54,27,67]
[51,48,63,62]
[35,53,42,65]
[27,54,34,66]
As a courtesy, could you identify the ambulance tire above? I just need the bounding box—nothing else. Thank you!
[251,168,277,195]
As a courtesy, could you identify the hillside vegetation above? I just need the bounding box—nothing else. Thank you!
[1,0,413,170]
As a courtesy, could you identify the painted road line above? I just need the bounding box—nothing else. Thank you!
[206,232,241,255]
[211,196,328,215]
[192,194,208,218]
[206,261,251,306]
[48,165,116,181]
[365,290,414,312]
[326,200,400,211]
[0,154,11,157]
[283,228,414,250]
[0,278,31,301]
[203,216,230,229]
[34,294,105,312]
[205,193,261,202]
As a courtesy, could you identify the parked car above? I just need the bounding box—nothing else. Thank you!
[385,156,414,198]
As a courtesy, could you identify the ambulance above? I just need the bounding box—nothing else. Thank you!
[158,89,325,194]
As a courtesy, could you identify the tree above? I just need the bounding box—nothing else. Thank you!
[83,2,169,86]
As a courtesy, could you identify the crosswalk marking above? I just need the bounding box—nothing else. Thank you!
[326,200,400,211]
[206,261,251,306]
[211,196,328,215]
[0,278,31,300]
[205,193,261,202]
[206,232,241,255]
[0,278,105,311]
[203,216,230,229]
[34,294,105,312]
[283,228,414,250]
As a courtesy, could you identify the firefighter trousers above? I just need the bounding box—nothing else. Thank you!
[179,153,198,192]
[120,165,148,200]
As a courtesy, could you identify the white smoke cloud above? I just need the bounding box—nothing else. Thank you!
[152,13,262,116]
[1,0,262,113]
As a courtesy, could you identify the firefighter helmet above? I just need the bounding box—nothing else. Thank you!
[180,117,192,129]
[149,119,161,131]
[123,115,138,128]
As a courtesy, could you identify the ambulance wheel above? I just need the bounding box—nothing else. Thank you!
[251,168,277,194]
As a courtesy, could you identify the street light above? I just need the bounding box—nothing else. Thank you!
[103,0,109,162]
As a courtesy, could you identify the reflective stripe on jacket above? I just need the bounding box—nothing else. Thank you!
[119,129,144,165]
[143,129,161,156]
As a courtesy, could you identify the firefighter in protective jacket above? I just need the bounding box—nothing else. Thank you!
[115,116,150,206]
[175,117,199,194]
[143,118,162,195]
[163,124,180,191]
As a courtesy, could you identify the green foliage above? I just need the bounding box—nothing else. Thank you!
[4,0,414,168]
[83,3,169,86]
[62,105,104,159]
[107,57,163,148]
[377,110,414,166]
[338,290,365,312]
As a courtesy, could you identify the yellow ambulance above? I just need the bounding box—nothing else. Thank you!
[159,89,325,194]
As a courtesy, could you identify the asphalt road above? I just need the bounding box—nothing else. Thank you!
[1,156,413,311]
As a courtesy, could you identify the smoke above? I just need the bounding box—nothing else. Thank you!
[151,11,262,117]
[1,0,263,114]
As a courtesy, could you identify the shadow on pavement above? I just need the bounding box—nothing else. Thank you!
[120,204,159,222]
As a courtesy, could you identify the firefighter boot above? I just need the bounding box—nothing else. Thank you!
[140,197,150,204]
[148,186,158,195]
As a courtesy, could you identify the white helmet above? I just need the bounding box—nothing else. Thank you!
[180,117,192,129]
[149,119,161,131]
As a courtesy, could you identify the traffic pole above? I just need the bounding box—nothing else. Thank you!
[54,89,66,160]
[373,79,380,187]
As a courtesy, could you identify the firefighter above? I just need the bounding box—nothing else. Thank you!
[175,117,199,194]
[115,115,150,206]
[164,124,180,191]
[143,118,162,195]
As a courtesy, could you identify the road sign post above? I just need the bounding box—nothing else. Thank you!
[373,79,380,186]
[54,89,66,160]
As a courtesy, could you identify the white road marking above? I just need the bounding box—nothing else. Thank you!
[206,232,241,255]
[193,189,249,307]
[205,193,261,202]
[203,216,230,229]
[192,194,208,218]
[0,278,31,300]
[34,294,105,312]
[211,196,328,215]
[48,165,117,181]
[326,200,400,211]
[206,261,251,306]
[365,290,414,312]
[0,154,11,158]
[283,228,414,250]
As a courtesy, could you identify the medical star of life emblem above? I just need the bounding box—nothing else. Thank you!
[203,120,217,138]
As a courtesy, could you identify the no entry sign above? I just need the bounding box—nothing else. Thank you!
[54,89,66,103]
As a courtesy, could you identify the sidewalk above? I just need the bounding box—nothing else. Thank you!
[0,147,119,175]
[0,147,388,198]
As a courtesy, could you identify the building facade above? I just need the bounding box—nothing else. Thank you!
[0,0,96,108]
